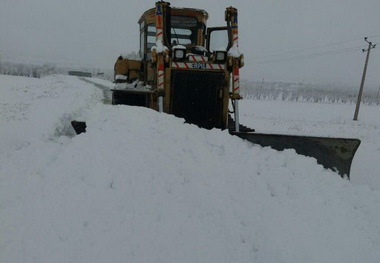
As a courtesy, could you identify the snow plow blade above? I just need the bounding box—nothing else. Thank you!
[231,131,360,178]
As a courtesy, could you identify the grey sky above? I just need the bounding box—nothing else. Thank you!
[1,0,379,87]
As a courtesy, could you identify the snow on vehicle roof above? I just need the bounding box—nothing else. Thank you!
[139,6,209,24]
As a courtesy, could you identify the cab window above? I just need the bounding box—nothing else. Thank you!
[143,16,199,59]
[171,16,198,46]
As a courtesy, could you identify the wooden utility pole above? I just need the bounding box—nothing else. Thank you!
[354,38,376,121]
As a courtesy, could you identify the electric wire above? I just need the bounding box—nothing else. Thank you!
[254,45,364,65]
[253,38,363,60]
[248,37,380,65]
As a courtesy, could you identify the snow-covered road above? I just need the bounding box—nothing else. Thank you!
[1,74,379,263]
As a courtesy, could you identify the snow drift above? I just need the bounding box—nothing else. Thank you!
[1,75,379,263]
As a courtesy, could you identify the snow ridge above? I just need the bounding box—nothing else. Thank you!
[1,74,379,263]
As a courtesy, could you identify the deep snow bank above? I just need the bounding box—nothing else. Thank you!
[1,75,379,263]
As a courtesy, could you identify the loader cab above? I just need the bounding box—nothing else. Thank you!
[136,5,233,129]
[138,7,209,79]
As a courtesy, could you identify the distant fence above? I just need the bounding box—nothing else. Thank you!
[68,71,92,77]
[240,81,380,105]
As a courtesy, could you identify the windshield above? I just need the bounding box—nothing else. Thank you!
[147,15,199,50]
[171,16,198,46]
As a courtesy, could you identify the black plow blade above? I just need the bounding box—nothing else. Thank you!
[231,132,361,178]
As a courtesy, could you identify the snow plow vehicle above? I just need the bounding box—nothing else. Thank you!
[74,1,360,178]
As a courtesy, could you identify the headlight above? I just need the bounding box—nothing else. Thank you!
[173,48,186,61]
[214,51,227,63]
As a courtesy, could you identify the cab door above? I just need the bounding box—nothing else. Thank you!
[206,27,230,52]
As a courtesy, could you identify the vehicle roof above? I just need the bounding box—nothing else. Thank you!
[138,7,209,24]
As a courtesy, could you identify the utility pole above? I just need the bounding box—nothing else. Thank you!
[354,37,376,121]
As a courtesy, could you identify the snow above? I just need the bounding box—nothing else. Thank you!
[173,44,187,50]
[151,40,169,53]
[115,74,128,81]
[119,52,141,60]
[195,46,208,52]
[1,74,380,263]
[228,43,241,58]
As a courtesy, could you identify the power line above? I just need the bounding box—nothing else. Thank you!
[252,38,363,60]
[254,45,363,65]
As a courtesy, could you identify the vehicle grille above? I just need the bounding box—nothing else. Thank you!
[171,70,225,129]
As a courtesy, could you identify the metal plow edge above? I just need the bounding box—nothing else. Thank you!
[231,131,361,178]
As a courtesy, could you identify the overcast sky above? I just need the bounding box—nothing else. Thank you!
[1,0,379,87]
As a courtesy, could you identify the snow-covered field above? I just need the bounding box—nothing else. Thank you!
[1,74,379,263]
